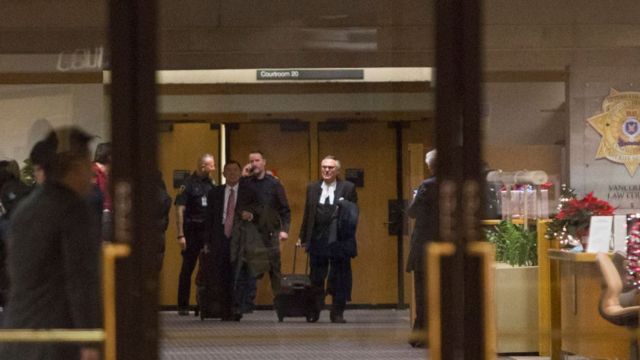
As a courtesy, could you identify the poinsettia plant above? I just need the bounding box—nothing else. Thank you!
[546,192,615,241]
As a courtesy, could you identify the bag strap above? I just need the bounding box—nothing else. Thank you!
[292,244,298,274]
[292,245,310,275]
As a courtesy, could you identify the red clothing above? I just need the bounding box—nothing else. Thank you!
[92,162,112,211]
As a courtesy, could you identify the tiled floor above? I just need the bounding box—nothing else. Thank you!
[160,309,586,360]
[159,309,429,360]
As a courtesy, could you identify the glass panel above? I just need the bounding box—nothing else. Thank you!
[156,1,435,359]
[482,1,640,359]
[0,1,109,358]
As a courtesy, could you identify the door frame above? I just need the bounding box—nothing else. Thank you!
[110,1,160,359]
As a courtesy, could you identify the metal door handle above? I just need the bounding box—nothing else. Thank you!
[426,242,456,360]
[467,241,497,360]
[102,243,131,360]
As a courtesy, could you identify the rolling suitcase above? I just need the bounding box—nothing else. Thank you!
[196,245,233,320]
[274,246,324,322]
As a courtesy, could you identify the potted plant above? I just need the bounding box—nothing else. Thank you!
[486,221,538,267]
[485,221,539,353]
[546,192,615,249]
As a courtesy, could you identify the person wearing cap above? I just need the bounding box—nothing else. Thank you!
[0,127,101,360]
[406,148,438,348]
[175,154,216,315]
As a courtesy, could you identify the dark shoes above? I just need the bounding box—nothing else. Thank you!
[221,313,242,322]
[329,311,347,323]
[330,303,347,323]
[330,314,347,323]
[177,308,189,316]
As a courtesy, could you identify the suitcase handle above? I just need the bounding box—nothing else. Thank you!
[292,245,309,275]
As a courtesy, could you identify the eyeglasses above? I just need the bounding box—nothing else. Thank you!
[321,166,336,170]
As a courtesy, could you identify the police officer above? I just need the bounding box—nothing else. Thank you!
[175,154,216,315]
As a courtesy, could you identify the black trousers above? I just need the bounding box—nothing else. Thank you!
[412,251,427,330]
[309,254,351,309]
[266,242,282,296]
[178,222,206,308]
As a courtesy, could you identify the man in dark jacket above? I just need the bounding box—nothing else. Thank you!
[201,161,256,320]
[406,149,438,348]
[0,127,101,360]
[298,155,358,323]
[242,151,291,305]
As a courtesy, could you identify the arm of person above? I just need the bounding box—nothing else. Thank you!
[407,184,427,219]
[62,199,101,336]
[175,205,186,250]
[236,181,259,221]
[275,182,291,241]
[345,182,358,204]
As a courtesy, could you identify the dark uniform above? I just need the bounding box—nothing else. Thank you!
[175,172,215,310]
[243,174,290,298]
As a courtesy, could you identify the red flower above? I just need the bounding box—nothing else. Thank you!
[540,182,553,190]
[548,192,615,239]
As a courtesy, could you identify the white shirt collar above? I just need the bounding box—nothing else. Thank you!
[319,181,337,205]
[321,180,336,190]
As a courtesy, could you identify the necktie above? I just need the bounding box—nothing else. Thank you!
[224,188,235,238]
[324,195,330,205]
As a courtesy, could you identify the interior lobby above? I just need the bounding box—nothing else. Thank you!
[1,1,640,359]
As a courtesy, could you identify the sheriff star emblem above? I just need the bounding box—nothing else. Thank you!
[587,89,640,175]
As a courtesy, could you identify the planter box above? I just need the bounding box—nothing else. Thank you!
[494,263,539,354]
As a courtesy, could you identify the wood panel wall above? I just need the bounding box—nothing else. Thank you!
[158,123,220,306]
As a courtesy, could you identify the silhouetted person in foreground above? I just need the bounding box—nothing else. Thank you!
[0,127,101,360]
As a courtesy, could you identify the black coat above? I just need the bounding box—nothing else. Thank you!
[206,181,262,247]
[1,182,101,360]
[406,176,438,273]
[200,183,246,314]
[299,180,358,257]
[205,182,269,278]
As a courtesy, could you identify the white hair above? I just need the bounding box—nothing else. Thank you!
[322,155,341,170]
[425,149,437,169]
